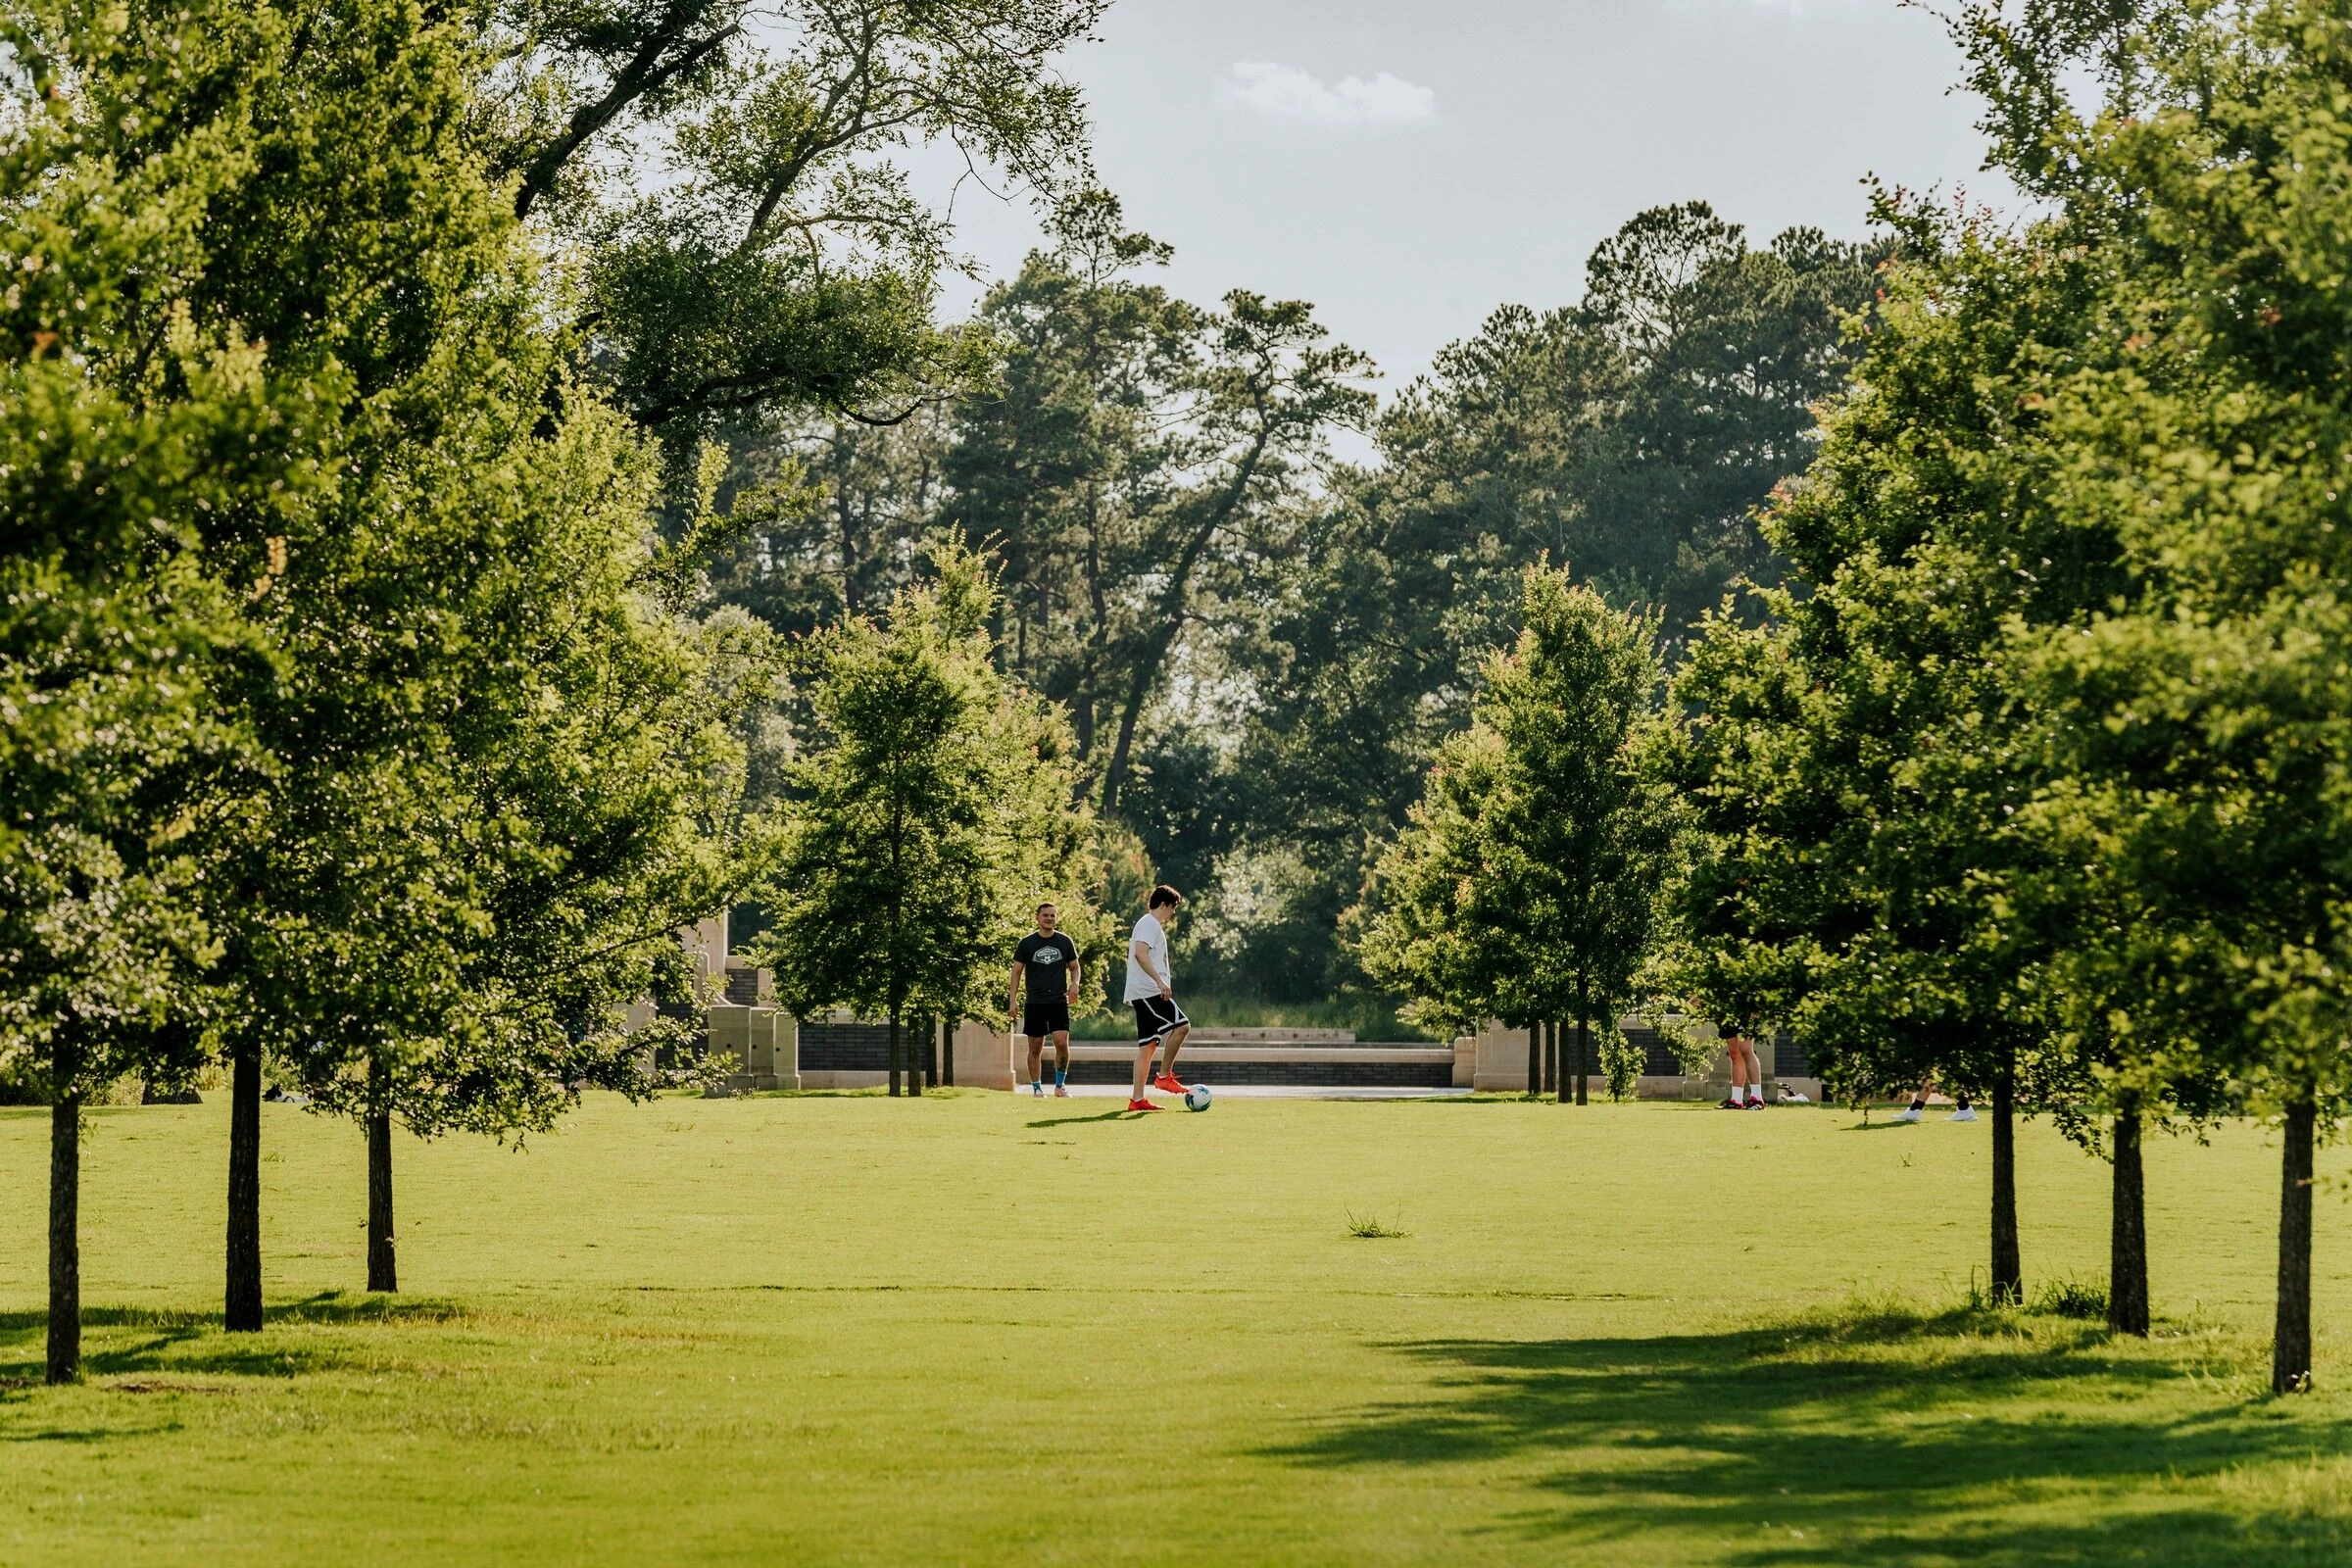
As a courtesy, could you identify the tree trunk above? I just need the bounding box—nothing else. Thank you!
[1575,1016,1591,1106]
[2108,1096,2148,1337]
[47,1079,80,1386]
[2274,1096,2317,1394]
[1077,484,1106,762]
[901,1011,919,1098]
[1525,1023,1541,1101]
[1102,429,1275,810]
[367,1089,397,1294]
[1990,1061,2022,1305]
[922,1013,936,1090]
[226,1038,264,1332]
[942,1015,956,1087]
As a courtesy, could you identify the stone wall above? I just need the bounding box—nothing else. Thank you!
[1460,1016,1824,1102]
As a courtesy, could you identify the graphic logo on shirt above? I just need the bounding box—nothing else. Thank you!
[1032,945,1064,965]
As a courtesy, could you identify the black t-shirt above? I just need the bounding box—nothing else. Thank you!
[1013,932,1076,1004]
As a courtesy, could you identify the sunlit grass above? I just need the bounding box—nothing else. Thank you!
[2,1093,2348,1564]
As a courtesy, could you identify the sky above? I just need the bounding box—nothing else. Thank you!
[920,0,2012,398]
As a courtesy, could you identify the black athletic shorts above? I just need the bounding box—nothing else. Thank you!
[1020,1000,1071,1038]
[1131,995,1189,1045]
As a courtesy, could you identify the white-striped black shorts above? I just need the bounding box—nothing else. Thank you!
[1131,995,1189,1044]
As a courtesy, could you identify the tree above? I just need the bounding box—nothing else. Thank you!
[756,539,1094,1090]
[1241,205,1878,1001]
[282,407,764,1294]
[707,408,950,638]
[63,0,757,1326]
[1958,0,2352,1387]
[1356,564,1678,1094]
[0,0,347,1379]
[1659,202,2116,1306]
[942,192,1194,775]
[151,0,646,1333]
[1482,568,1678,1102]
[486,0,1103,466]
[1351,722,1526,1045]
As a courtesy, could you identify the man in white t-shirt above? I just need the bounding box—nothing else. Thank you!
[1123,883,1190,1112]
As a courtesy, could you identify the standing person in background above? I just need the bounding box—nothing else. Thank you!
[1123,885,1191,1113]
[1011,902,1080,1098]
[1719,1022,1766,1109]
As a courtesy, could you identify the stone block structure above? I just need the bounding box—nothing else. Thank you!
[1457,1016,1825,1102]
[707,1003,798,1091]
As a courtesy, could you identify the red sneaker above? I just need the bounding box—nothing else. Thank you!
[1125,1098,1160,1112]
[1152,1073,1189,1096]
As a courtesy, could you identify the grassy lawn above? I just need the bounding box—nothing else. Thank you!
[3,1093,2351,1565]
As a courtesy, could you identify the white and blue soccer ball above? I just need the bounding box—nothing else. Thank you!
[1184,1083,1213,1112]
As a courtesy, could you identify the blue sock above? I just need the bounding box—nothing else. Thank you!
[1054,1067,1066,1087]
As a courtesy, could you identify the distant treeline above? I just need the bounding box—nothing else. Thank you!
[710,199,1881,999]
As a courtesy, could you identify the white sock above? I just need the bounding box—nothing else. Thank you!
[1745,1085,1761,1103]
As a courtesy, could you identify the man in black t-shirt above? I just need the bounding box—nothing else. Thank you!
[1010,902,1081,1098]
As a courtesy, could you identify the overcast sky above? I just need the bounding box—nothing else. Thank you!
[922,0,2009,396]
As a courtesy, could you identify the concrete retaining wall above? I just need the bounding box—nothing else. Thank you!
[701,1003,1826,1101]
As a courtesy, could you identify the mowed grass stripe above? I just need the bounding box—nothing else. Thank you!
[2,1094,2349,1565]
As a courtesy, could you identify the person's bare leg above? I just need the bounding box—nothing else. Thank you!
[1160,1021,1190,1080]
[1131,1040,1157,1102]
[1025,1037,1044,1087]
[1053,1031,1070,1076]
[1726,1036,1759,1102]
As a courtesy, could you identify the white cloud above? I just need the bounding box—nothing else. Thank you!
[1222,61,1437,124]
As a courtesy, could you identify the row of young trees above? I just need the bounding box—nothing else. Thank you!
[1357,0,2352,1396]
[2,0,1106,1383]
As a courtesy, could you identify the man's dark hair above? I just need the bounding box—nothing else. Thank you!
[1036,900,1057,914]
[1149,884,1181,911]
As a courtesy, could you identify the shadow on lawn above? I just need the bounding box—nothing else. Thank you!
[0,1291,466,1386]
[1026,1109,1148,1128]
[1262,1306,2352,1566]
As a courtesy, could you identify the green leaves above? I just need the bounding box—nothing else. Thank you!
[755,535,1102,1030]
[505,0,1105,446]
[0,0,350,1104]
[1354,564,1675,1037]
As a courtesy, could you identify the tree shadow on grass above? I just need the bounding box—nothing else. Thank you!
[1259,1306,2352,1566]
[0,1292,467,1387]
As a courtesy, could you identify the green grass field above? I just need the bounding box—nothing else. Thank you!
[4,1092,2350,1565]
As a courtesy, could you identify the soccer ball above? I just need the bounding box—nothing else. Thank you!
[1184,1083,1212,1112]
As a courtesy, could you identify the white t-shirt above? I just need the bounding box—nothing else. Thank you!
[1123,911,1172,1003]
